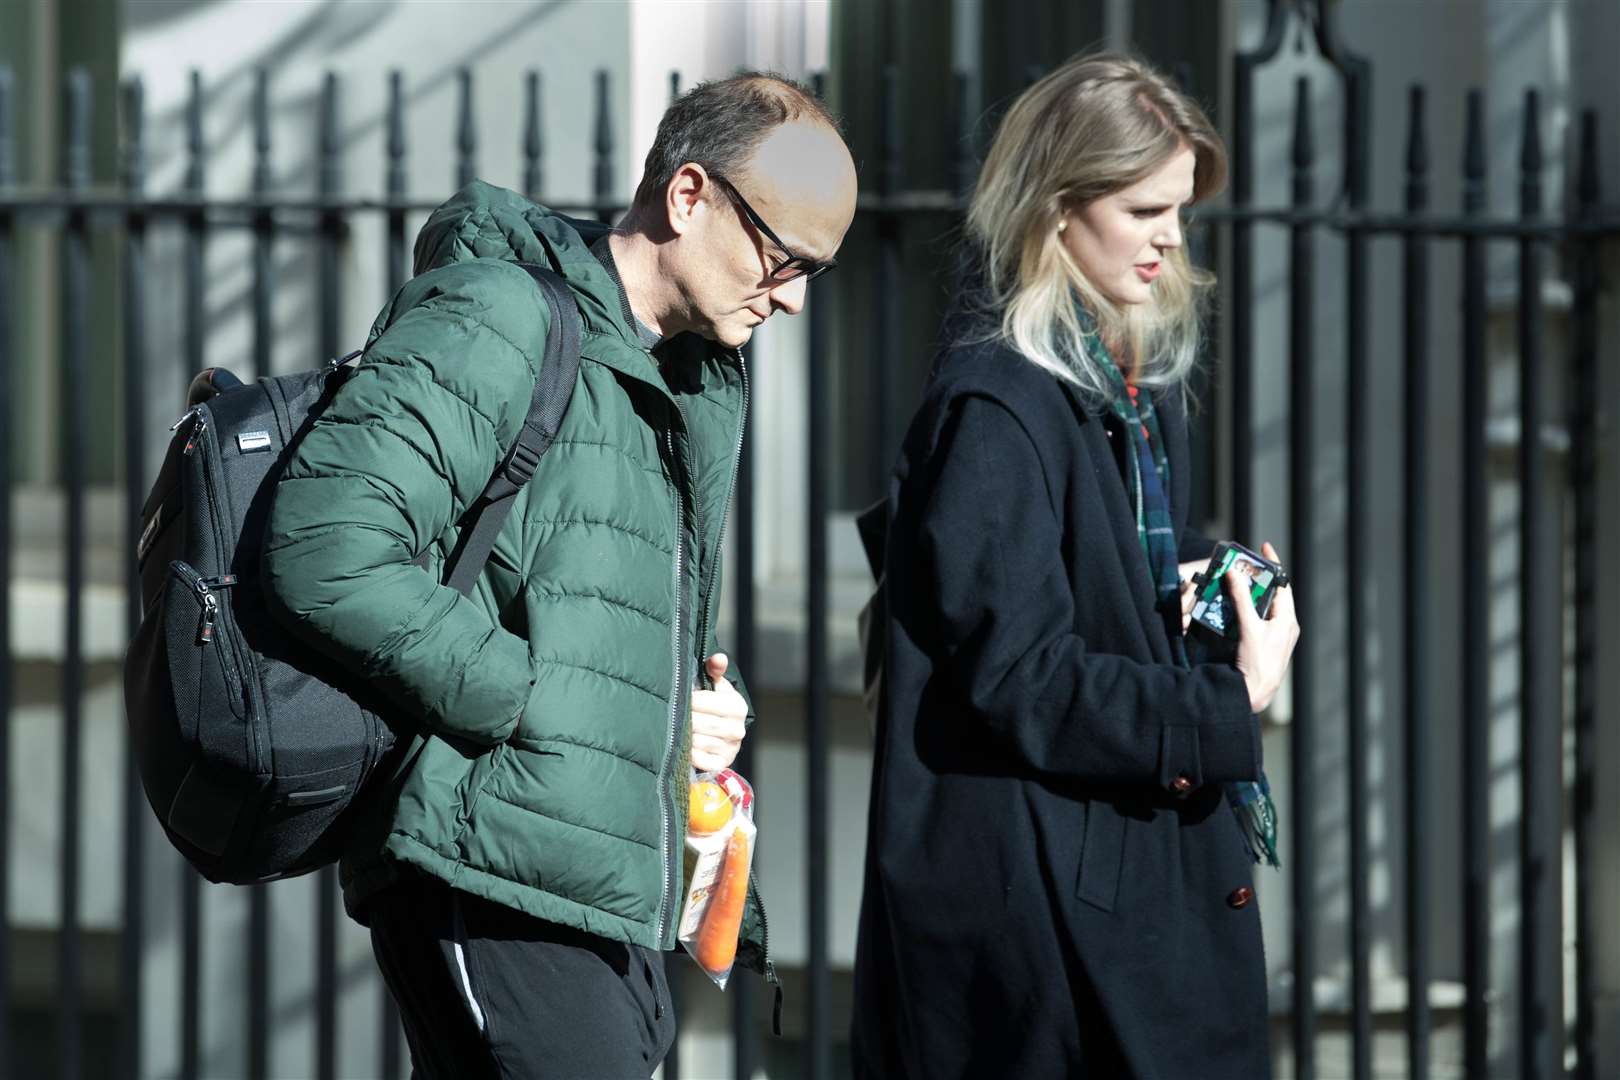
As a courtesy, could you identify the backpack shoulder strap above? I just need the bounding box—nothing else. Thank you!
[441,264,583,596]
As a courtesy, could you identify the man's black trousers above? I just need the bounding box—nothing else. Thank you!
[367,871,678,1079]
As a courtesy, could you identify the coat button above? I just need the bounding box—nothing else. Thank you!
[1170,774,1194,796]
[1227,886,1254,910]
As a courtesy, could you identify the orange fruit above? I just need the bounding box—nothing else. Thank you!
[688,780,734,835]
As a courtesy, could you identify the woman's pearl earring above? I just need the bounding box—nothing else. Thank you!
[1057,220,1067,233]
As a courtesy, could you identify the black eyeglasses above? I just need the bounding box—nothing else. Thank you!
[712,174,836,284]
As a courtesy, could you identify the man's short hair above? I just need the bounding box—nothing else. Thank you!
[631,72,845,211]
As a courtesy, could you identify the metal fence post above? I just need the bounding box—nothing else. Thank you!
[594,70,614,224]
[1287,73,1317,1080]
[315,70,344,1080]
[118,71,149,1080]
[247,66,274,1080]
[1229,0,1288,544]
[1569,107,1602,1080]
[457,67,477,192]
[951,70,976,200]
[523,71,543,202]
[386,70,408,297]
[179,72,208,1073]
[378,70,407,1080]
[58,65,92,1080]
[806,68,833,1080]
[875,65,899,478]
[732,336,758,1080]
[251,70,272,381]
[1400,82,1432,1080]
[1331,33,1375,1080]
[0,60,15,1080]
[1459,87,1491,1080]
[1516,86,1560,1080]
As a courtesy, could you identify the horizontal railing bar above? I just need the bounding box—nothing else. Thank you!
[0,193,624,218]
[1195,208,1620,236]
[5,192,1620,239]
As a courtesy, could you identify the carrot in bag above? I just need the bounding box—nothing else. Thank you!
[693,827,750,976]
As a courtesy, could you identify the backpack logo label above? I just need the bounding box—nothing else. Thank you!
[137,511,162,561]
[237,431,273,453]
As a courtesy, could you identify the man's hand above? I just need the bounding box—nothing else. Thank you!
[691,653,747,773]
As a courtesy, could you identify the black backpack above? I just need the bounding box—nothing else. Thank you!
[123,264,581,885]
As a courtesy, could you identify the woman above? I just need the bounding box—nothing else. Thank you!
[850,53,1300,1079]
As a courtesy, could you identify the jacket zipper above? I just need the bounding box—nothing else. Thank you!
[749,874,784,1033]
[654,419,688,947]
[686,351,773,979]
[689,353,777,987]
[748,877,776,980]
[694,349,749,683]
[654,349,750,949]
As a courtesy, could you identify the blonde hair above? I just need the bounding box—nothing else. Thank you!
[964,52,1227,401]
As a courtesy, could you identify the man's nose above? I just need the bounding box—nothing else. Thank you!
[768,274,809,316]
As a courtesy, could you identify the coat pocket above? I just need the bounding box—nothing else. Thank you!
[1075,799,1126,913]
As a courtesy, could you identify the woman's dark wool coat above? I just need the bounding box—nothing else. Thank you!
[851,336,1271,1079]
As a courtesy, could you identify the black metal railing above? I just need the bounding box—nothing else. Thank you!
[1223,5,1616,1080]
[0,6,1616,1077]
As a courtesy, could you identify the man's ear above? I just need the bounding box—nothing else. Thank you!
[666,163,710,238]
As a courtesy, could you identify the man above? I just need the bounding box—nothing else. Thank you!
[261,73,857,1077]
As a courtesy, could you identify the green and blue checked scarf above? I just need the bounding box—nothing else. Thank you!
[1088,325,1281,869]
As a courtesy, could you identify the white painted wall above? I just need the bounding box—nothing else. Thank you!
[121,0,629,452]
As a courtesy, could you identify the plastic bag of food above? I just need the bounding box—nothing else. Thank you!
[678,767,756,989]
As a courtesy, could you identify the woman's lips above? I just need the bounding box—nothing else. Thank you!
[1135,261,1162,282]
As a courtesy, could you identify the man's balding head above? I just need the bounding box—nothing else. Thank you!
[615,71,857,348]
[632,73,846,213]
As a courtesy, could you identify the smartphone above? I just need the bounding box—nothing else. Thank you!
[1188,541,1289,642]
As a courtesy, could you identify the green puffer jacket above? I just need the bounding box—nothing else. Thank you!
[262,181,771,975]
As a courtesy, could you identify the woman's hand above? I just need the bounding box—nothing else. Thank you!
[690,653,748,773]
[1230,541,1300,714]
[1177,559,1207,633]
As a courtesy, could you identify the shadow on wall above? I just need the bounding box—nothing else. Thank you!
[132,0,575,193]
[122,0,602,478]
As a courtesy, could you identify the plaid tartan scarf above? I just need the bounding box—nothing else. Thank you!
[1086,324,1281,869]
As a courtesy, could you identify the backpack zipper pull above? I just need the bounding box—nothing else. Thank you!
[182,412,209,456]
[196,585,218,644]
